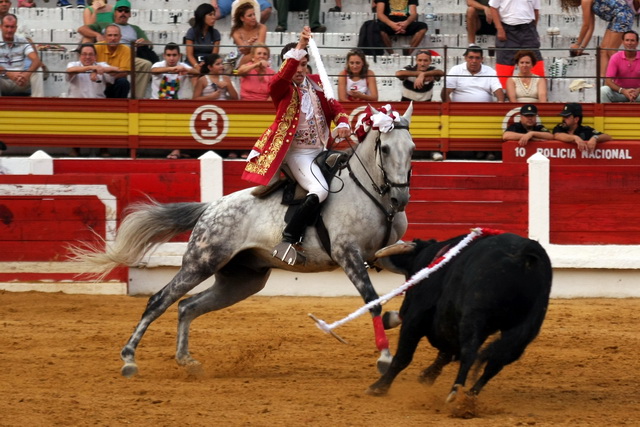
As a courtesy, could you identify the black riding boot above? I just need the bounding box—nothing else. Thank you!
[273,194,320,265]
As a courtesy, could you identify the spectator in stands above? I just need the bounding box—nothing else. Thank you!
[553,103,611,154]
[236,44,275,100]
[67,43,119,98]
[212,0,272,24]
[230,1,267,68]
[1,0,46,97]
[0,0,11,15]
[561,0,640,78]
[151,43,198,100]
[600,30,640,102]
[375,0,427,55]
[503,104,553,146]
[506,50,548,102]
[78,0,152,99]
[83,0,114,27]
[489,0,545,88]
[396,49,443,160]
[444,45,503,160]
[395,49,443,102]
[274,0,325,33]
[467,0,497,45]
[185,3,221,71]
[337,49,378,102]
[95,24,131,98]
[443,45,504,103]
[0,14,42,96]
[193,53,238,101]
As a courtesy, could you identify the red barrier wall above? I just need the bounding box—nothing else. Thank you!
[3,99,638,156]
[3,139,640,285]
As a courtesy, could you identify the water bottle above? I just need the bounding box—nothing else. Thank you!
[424,3,439,35]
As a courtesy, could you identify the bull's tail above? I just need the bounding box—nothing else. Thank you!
[478,239,552,365]
[69,201,209,279]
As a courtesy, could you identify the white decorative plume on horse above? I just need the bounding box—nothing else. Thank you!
[71,101,414,378]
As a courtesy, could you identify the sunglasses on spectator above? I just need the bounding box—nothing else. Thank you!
[116,7,130,12]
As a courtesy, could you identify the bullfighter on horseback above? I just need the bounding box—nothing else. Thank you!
[242,26,352,265]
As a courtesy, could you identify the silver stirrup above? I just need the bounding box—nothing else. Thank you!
[272,242,307,266]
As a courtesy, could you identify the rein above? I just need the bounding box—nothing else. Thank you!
[345,125,411,248]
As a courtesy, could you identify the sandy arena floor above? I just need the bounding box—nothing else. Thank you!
[1,291,639,426]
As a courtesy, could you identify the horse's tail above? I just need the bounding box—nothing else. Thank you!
[69,200,209,279]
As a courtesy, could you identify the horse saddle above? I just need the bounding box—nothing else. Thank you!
[252,150,350,259]
[250,150,349,204]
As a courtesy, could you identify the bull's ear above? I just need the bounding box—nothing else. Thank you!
[375,241,416,258]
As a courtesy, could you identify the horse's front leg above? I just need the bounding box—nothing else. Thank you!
[338,249,392,374]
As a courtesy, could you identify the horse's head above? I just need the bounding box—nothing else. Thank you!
[362,103,415,213]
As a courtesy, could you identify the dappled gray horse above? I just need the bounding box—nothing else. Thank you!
[75,104,415,378]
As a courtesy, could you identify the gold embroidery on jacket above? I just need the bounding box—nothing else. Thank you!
[334,112,349,122]
[245,91,300,176]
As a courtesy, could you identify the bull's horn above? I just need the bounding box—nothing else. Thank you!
[375,241,416,258]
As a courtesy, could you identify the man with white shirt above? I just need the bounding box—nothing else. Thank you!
[66,43,119,98]
[489,0,545,87]
[444,44,503,160]
[150,43,198,99]
[443,45,504,103]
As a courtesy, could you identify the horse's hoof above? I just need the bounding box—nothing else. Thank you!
[121,362,139,378]
[176,356,204,377]
[176,355,201,367]
[382,311,402,329]
[446,384,461,403]
[186,362,204,378]
[450,391,479,419]
[446,390,457,403]
[376,348,393,374]
[365,385,388,396]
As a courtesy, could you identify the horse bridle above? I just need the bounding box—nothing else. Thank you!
[374,127,412,197]
[346,126,412,247]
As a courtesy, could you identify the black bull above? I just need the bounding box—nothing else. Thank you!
[367,232,552,401]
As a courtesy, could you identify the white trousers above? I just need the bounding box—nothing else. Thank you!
[284,147,329,202]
